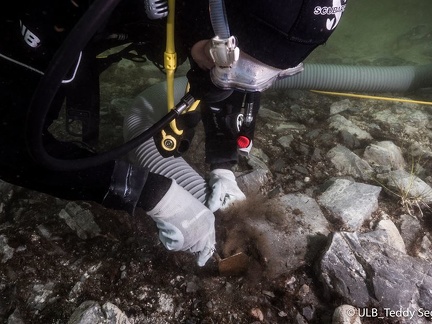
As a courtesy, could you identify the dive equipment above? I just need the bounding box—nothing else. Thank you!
[209,0,231,39]
[156,0,184,157]
[153,0,182,157]
[152,0,204,158]
[207,0,304,92]
[144,0,169,20]
[26,0,197,171]
[206,168,246,212]
[211,51,305,92]
[146,177,216,267]
[208,0,239,70]
[209,36,239,69]
[236,92,257,156]
[123,77,209,203]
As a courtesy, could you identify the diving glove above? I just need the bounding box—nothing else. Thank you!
[206,169,246,212]
[146,179,216,266]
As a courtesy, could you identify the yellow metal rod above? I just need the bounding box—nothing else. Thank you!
[165,0,182,135]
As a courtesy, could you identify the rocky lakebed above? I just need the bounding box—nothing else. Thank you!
[2,2,432,322]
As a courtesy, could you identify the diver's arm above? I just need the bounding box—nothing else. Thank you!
[103,160,216,266]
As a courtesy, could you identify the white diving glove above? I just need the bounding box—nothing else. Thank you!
[206,169,246,212]
[146,179,215,266]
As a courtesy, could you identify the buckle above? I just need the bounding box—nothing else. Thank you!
[209,36,240,68]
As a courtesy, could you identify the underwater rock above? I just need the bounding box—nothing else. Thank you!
[234,193,329,278]
[328,114,373,141]
[329,99,353,115]
[7,308,25,324]
[318,179,381,231]
[277,134,295,148]
[372,106,430,137]
[375,219,406,253]
[363,141,406,171]
[67,301,130,324]
[332,304,361,324]
[378,169,432,204]
[271,121,306,133]
[417,235,432,262]
[399,214,423,251]
[27,282,56,311]
[0,180,18,222]
[327,145,374,180]
[320,231,432,323]
[58,202,101,240]
[236,169,270,195]
[279,193,330,237]
[0,235,14,263]
[258,107,287,121]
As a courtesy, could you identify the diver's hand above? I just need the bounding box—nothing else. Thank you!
[146,179,215,266]
[206,169,246,212]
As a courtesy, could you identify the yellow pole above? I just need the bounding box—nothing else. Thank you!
[164,0,182,134]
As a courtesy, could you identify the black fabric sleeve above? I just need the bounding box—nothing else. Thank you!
[102,160,175,215]
[102,160,149,215]
[138,173,172,211]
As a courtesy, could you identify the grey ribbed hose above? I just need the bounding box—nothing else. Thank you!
[272,63,432,92]
[123,78,208,203]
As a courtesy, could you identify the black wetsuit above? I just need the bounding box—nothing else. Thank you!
[1,1,106,201]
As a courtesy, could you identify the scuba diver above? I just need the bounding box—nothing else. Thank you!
[178,0,347,211]
[0,0,347,266]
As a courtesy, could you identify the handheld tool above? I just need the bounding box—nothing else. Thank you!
[214,252,249,276]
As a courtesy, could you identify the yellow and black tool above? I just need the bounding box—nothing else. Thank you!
[154,0,200,157]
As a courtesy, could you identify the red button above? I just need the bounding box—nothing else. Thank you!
[237,135,250,148]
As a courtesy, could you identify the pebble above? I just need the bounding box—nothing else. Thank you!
[250,308,264,321]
